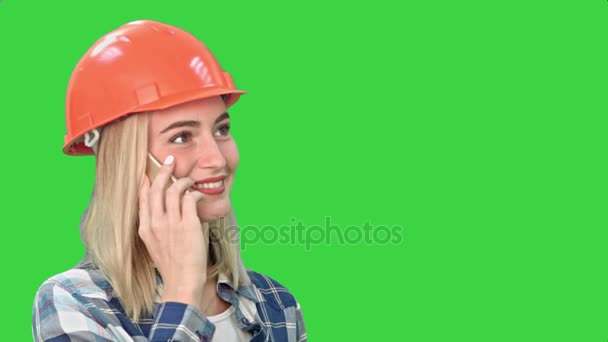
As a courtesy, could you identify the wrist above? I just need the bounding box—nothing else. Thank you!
[161,285,204,310]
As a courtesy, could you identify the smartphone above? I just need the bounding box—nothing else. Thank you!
[147,153,178,184]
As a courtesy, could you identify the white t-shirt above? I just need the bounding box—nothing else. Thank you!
[208,305,252,342]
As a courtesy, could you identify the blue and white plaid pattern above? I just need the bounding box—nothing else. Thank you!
[33,258,306,341]
[247,273,306,342]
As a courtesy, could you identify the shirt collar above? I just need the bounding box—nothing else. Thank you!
[217,272,258,302]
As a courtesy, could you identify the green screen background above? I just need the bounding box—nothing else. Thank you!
[1,0,606,341]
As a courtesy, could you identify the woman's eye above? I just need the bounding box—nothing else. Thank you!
[170,131,192,144]
[215,123,231,137]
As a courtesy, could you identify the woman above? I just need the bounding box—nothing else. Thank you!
[32,20,305,342]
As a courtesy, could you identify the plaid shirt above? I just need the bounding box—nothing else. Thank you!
[32,257,306,341]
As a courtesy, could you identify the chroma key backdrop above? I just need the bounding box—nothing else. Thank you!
[0,0,606,341]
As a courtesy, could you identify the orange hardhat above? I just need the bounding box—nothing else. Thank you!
[63,20,246,156]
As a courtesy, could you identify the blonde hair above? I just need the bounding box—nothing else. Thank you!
[82,112,249,322]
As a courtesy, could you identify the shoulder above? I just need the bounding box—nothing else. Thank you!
[246,269,299,310]
[36,259,112,302]
[32,260,130,341]
[245,270,307,341]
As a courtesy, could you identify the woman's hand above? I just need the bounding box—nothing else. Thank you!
[138,155,208,312]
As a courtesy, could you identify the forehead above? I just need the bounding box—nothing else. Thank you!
[149,96,227,130]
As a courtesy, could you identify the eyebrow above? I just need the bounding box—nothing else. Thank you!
[160,112,230,134]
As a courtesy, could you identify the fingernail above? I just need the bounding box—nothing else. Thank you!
[164,155,174,165]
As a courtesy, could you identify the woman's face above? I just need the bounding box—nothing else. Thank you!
[148,96,238,221]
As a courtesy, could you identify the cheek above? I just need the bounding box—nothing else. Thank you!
[171,151,198,178]
[221,141,239,172]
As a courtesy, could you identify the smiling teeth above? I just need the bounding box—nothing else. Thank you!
[195,180,223,189]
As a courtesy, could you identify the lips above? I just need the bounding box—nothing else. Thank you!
[192,176,226,195]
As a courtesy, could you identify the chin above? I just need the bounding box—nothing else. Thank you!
[197,199,232,222]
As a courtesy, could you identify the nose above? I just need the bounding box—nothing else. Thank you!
[195,135,226,171]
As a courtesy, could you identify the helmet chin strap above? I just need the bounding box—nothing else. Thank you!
[84,128,102,154]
